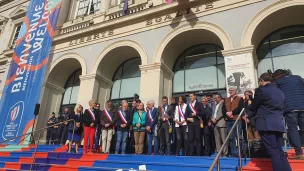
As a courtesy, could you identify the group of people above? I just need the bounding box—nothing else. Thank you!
[45,69,304,171]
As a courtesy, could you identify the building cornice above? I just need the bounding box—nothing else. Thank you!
[79,74,113,86]
[221,45,254,57]
[140,62,174,78]
[44,82,65,93]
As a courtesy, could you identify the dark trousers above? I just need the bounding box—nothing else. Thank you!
[46,128,53,144]
[259,131,292,171]
[203,132,212,156]
[285,111,304,155]
[94,125,101,150]
[175,125,188,155]
[159,125,171,155]
[60,125,69,144]
[227,120,242,157]
[188,123,201,156]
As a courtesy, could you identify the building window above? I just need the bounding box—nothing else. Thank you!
[76,0,100,18]
[110,0,121,7]
[11,24,21,46]
[257,25,304,78]
[61,69,81,107]
[173,44,225,94]
[111,57,141,100]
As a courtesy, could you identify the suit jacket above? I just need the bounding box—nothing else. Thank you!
[82,109,100,127]
[157,105,173,128]
[100,107,117,129]
[116,109,131,131]
[146,107,158,129]
[186,101,204,125]
[250,83,286,133]
[212,100,226,127]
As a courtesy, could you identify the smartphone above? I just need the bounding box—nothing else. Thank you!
[249,95,254,101]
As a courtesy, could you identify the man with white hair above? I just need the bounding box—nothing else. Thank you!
[222,87,245,157]
[146,100,159,155]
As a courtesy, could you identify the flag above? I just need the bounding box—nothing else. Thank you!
[0,0,63,144]
[122,0,128,16]
[166,0,173,4]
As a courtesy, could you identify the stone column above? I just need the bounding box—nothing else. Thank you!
[101,0,111,13]
[0,18,12,53]
[222,46,258,96]
[139,63,174,106]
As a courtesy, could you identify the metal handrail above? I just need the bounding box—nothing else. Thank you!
[0,119,76,171]
[208,108,245,171]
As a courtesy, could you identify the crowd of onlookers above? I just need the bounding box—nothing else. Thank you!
[45,69,304,171]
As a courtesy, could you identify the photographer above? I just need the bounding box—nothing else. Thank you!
[250,73,291,171]
[273,69,304,160]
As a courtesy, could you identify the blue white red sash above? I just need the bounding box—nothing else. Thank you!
[189,102,197,114]
[104,109,112,122]
[178,105,185,119]
[88,109,96,121]
[147,109,153,122]
[160,106,170,126]
[118,110,128,124]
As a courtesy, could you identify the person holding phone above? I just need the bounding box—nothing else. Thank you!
[244,90,261,141]
[132,102,147,154]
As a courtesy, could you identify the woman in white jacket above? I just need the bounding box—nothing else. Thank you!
[174,96,188,156]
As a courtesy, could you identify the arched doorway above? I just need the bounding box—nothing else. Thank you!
[173,44,226,99]
[60,68,81,113]
[111,57,141,107]
[257,25,304,77]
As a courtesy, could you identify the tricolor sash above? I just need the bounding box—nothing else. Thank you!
[178,105,185,119]
[104,109,113,122]
[189,102,197,114]
[160,106,170,126]
[118,110,128,124]
[88,109,96,121]
[147,109,153,122]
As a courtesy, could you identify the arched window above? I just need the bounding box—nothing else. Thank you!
[111,58,141,100]
[257,25,304,77]
[173,44,226,95]
[61,69,81,107]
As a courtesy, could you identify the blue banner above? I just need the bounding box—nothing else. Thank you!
[0,0,63,144]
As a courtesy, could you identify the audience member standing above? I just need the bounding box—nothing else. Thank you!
[132,102,146,155]
[222,87,244,157]
[115,102,130,154]
[186,92,203,156]
[59,107,70,145]
[94,103,102,152]
[170,96,178,153]
[82,99,100,154]
[175,96,188,156]
[250,73,292,171]
[100,100,117,154]
[201,97,213,156]
[146,100,159,155]
[46,112,56,145]
[210,94,228,157]
[67,104,83,153]
[274,69,304,159]
[158,96,173,155]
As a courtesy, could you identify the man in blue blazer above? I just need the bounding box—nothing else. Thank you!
[146,100,159,155]
[250,73,291,171]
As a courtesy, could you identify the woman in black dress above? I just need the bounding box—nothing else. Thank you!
[67,104,83,153]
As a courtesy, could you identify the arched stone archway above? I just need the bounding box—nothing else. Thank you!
[241,0,304,47]
[36,54,85,138]
[154,21,233,67]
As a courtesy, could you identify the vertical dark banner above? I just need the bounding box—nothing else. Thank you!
[0,0,63,144]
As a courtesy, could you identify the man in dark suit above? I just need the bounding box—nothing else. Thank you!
[157,96,173,155]
[186,92,204,156]
[146,100,159,155]
[250,73,291,171]
[201,97,213,156]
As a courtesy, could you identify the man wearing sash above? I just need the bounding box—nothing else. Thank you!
[157,96,173,155]
[146,100,159,155]
[186,92,204,156]
[222,87,244,157]
[115,102,130,154]
[100,100,117,154]
[82,99,100,153]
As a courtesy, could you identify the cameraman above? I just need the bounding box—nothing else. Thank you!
[274,69,304,160]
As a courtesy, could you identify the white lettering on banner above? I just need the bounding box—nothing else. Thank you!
[188,84,214,90]
[116,165,147,171]
[11,2,52,93]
